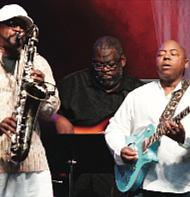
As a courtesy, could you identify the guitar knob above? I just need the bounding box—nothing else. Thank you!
[130,165,136,171]
[126,177,130,183]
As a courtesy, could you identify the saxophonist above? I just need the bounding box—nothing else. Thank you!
[0,4,59,197]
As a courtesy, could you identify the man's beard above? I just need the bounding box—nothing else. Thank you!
[8,33,24,49]
[95,66,124,90]
[4,33,25,57]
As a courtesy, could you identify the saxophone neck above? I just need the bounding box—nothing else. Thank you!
[24,24,39,70]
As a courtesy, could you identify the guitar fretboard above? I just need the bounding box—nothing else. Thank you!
[142,106,190,154]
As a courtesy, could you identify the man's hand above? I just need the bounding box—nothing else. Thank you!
[162,120,185,144]
[30,69,45,82]
[0,116,17,138]
[120,146,138,164]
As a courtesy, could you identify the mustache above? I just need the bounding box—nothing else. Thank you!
[0,31,25,45]
[9,32,25,40]
[99,72,113,76]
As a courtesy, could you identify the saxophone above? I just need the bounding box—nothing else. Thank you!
[5,24,53,164]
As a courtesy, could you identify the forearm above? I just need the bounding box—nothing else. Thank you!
[38,93,60,120]
[105,117,128,165]
[178,120,190,149]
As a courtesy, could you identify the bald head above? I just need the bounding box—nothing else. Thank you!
[157,40,186,59]
[156,40,189,83]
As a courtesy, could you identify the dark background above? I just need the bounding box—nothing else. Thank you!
[0,0,159,84]
[2,1,190,196]
[0,1,159,196]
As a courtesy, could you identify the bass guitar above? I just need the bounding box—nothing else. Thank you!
[73,117,110,134]
[115,106,190,192]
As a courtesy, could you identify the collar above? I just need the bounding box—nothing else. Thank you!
[158,79,183,92]
[157,79,185,99]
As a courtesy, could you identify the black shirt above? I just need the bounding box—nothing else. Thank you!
[2,56,17,74]
[58,68,145,127]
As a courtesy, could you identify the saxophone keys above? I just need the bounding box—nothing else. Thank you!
[11,134,17,144]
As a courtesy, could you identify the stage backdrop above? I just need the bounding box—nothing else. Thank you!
[0,0,190,82]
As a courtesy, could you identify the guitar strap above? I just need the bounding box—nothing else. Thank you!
[141,78,190,152]
[159,78,190,123]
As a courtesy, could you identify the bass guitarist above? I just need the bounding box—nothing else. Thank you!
[56,36,145,197]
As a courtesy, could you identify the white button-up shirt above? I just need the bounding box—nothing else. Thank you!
[105,80,190,193]
[0,50,59,173]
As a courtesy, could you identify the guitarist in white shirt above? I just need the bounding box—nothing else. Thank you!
[105,40,190,197]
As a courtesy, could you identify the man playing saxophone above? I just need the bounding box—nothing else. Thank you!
[0,4,59,197]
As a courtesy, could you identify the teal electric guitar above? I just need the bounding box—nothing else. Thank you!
[115,106,190,192]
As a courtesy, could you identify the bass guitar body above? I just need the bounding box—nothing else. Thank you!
[115,124,160,192]
[74,118,110,134]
